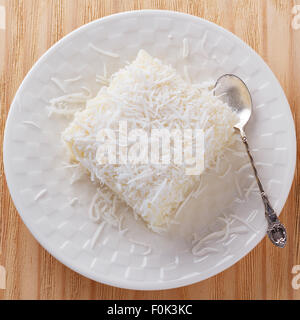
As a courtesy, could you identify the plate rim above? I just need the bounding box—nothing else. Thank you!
[3,9,297,290]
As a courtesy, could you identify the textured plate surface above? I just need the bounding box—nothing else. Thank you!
[3,10,296,290]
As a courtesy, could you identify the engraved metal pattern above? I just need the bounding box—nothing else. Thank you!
[241,133,287,248]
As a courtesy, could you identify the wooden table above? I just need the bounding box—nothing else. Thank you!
[0,0,299,300]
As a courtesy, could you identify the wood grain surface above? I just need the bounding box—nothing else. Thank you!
[0,0,300,300]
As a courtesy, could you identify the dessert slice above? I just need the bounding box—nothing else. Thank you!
[62,50,237,232]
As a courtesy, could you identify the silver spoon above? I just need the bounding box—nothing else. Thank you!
[214,74,287,248]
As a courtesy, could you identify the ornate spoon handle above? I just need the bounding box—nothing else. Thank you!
[239,129,287,248]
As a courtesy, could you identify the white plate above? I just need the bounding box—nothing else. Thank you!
[3,10,296,290]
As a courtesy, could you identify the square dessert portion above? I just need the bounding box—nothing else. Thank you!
[62,50,237,232]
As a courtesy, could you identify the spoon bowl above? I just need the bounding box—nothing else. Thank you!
[214,74,252,132]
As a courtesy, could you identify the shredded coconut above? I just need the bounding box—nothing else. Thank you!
[244,180,257,200]
[61,50,238,232]
[69,197,79,206]
[51,77,66,93]
[64,75,82,83]
[182,38,189,59]
[90,221,106,248]
[230,214,257,233]
[236,162,252,173]
[34,189,47,201]
[22,121,41,129]
[192,246,219,257]
[219,163,232,178]
[233,174,243,198]
[183,65,191,83]
[89,43,119,58]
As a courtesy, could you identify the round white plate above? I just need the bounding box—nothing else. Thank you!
[4,10,296,290]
